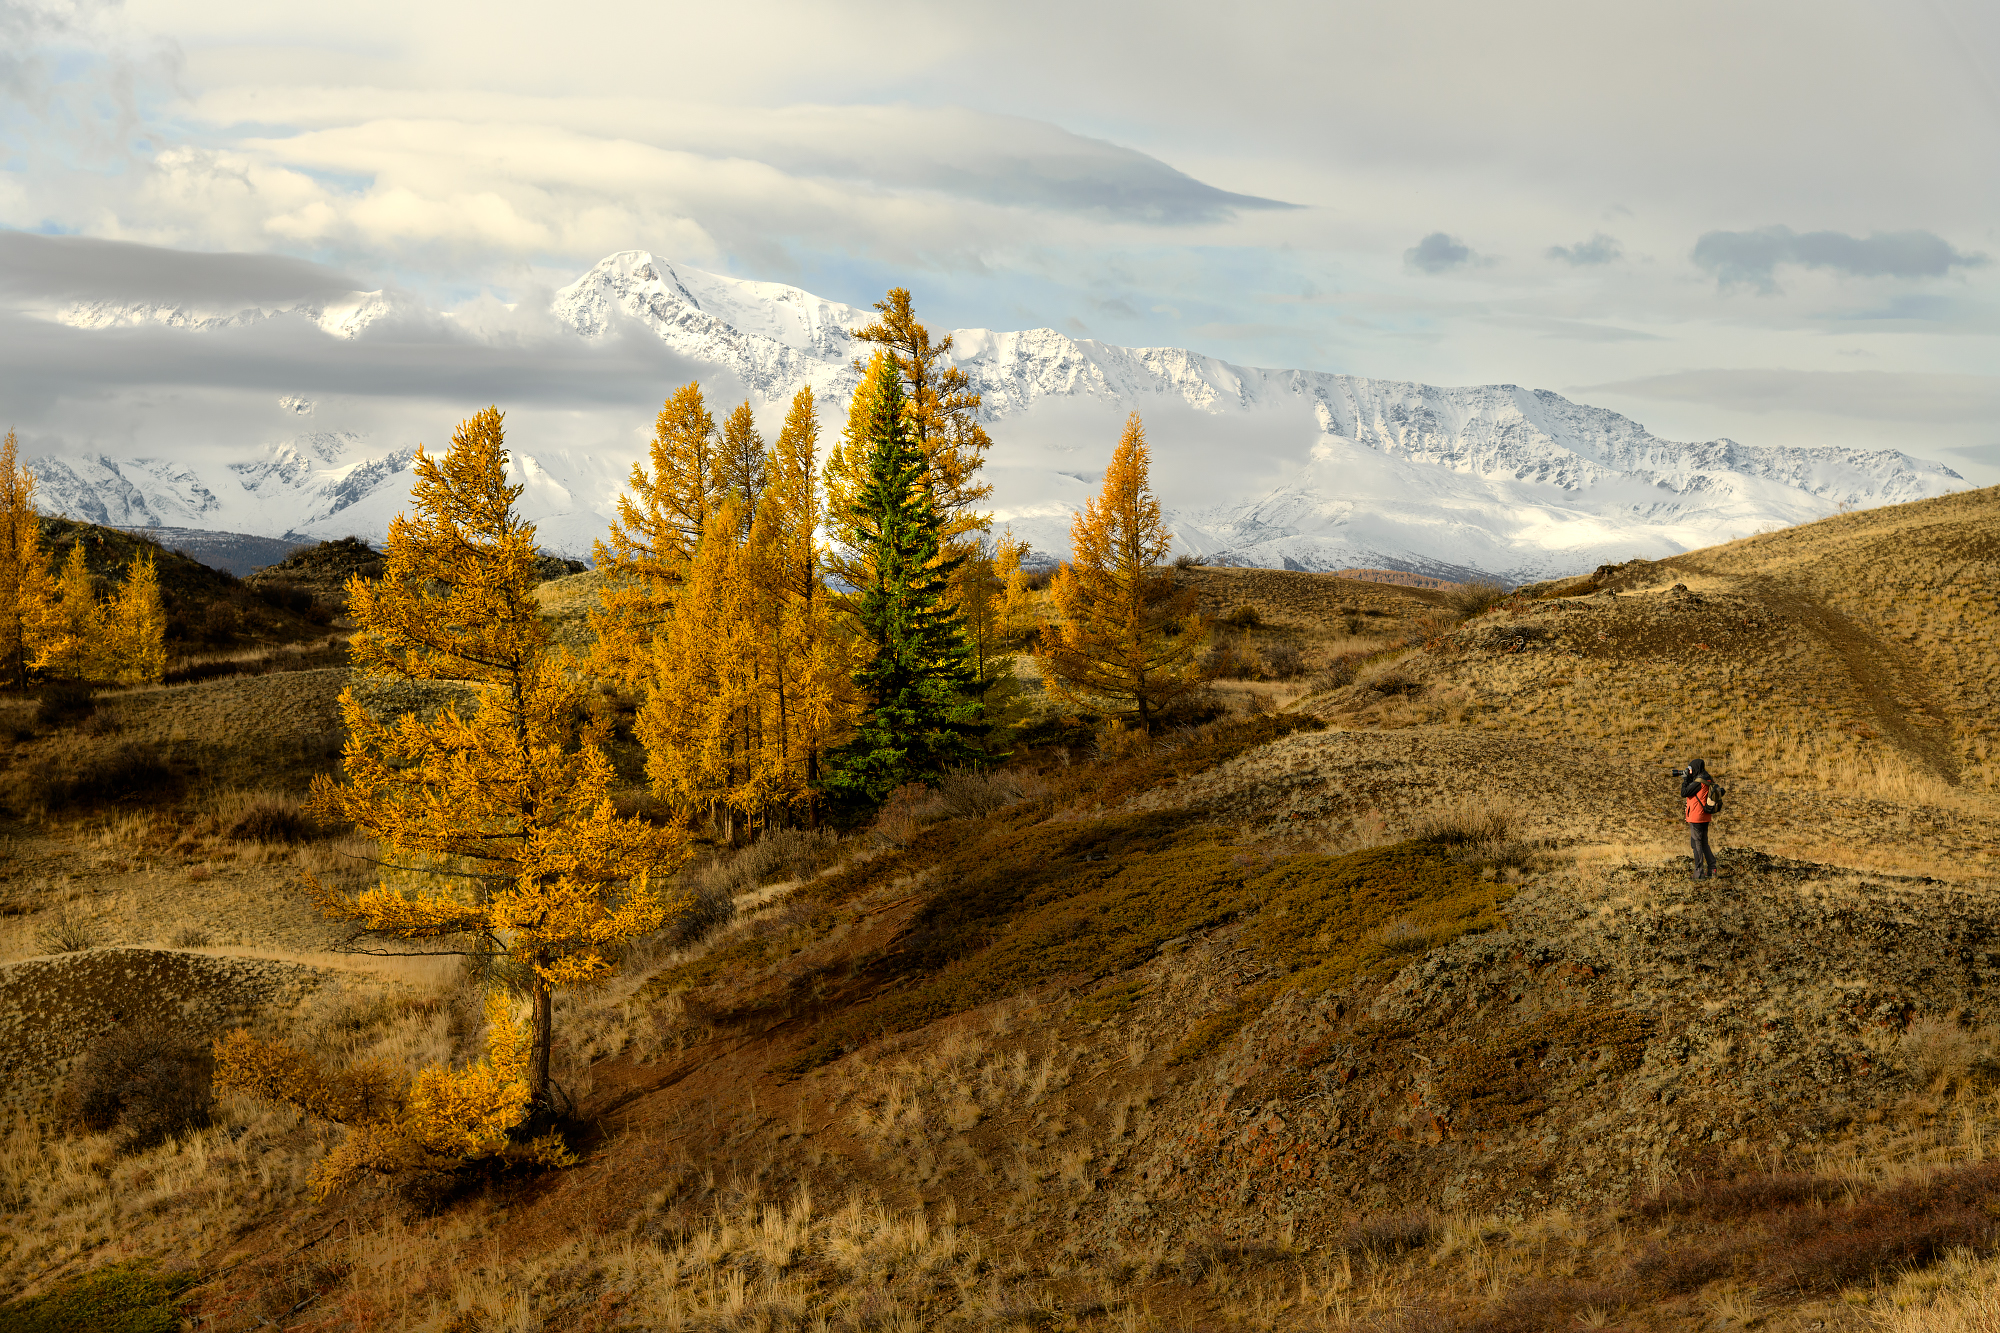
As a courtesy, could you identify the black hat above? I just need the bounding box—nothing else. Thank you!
[1686,757,1708,774]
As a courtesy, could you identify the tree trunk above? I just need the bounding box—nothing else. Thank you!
[532,971,554,1111]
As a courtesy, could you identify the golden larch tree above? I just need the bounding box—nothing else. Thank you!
[637,388,856,835]
[638,498,768,837]
[34,543,106,681]
[719,401,767,524]
[1039,412,1204,732]
[0,432,51,690]
[214,991,564,1199]
[753,386,856,799]
[589,384,726,691]
[307,406,692,1109]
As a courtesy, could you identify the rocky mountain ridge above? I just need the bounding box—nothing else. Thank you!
[20,250,1964,579]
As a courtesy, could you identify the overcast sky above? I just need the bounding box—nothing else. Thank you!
[2,0,1996,481]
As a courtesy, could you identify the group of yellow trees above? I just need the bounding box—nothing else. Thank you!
[0,431,167,690]
[216,287,1208,1196]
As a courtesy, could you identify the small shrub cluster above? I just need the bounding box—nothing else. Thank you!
[673,827,843,944]
[225,801,318,844]
[871,768,1048,844]
[1444,578,1509,618]
[13,742,176,814]
[1219,604,1261,630]
[1627,1163,2000,1296]
[1337,1211,1438,1255]
[34,679,98,728]
[33,903,99,954]
[61,1023,217,1151]
[1200,636,1262,680]
[1412,802,1512,845]
[1311,650,1372,692]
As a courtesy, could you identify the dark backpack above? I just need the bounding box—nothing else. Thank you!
[1701,779,1724,817]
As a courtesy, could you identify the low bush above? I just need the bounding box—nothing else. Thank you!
[225,801,317,843]
[1312,651,1371,692]
[1362,665,1421,696]
[34,679,96,728]
[33,903,99,954]
[253,579,314,614]
[669,872,737,946]
[1219,604,1261,630]
[1444,578,1509,618]
[931,767,1049,820]
[1338,1211,1438,1255]
[1261,640,1307,679]
[202,600,242,642]
[61,1023,216,1151]
[22,742,176,813]
[1200,637,1262,680]
[1412,802,1512,846]
[0,1260,199,1333]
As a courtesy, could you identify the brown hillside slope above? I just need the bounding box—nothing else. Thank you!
[1296,486,2000,881]
[8,499,2000,1331]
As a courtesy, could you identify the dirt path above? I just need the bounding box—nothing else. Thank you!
[1748,575,1962,785]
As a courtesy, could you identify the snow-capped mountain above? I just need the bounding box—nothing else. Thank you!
[19,250,1966,580]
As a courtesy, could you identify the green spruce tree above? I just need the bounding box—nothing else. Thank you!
[821,354,982,809]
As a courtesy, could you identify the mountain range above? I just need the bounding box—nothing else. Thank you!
[23,251,1965,580]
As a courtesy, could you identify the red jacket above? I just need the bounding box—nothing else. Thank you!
[1685,784,1711,824]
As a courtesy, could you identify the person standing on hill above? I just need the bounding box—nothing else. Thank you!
[1681,757,1720,879]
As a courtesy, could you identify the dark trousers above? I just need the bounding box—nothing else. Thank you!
[1688,821,1716,875]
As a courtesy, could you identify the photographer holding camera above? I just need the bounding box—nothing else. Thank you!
[1678,758,1723,879]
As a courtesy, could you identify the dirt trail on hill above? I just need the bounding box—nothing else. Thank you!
[1744,575,1961,785]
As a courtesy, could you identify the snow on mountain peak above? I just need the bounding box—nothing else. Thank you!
[19,251,1969,580]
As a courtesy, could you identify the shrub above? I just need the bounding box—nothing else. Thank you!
[1444,578,1509,618]
[168,923,212,948]
[24,742,176,813]
[253,580,314,614]
[226,801,317,843]
[1412,802,1512,845]
[1312,651,1370,692]
[34,903,99,954]
[1171,552,1208,569]
[0,1260,199,1333]
[82,707,124,736]
[931,768,1049,820]
[1339,1211,1438,1255]
[1220,604,1261,630]
[1362,665,1421,696]
[669,872,737,946]
[1200,637,1262,680]
[202,600,242,641]
[1261,640,1306,679]
[62,1023,216,1151]
[35,679,96,728]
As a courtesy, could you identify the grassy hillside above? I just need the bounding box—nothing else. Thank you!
[2,492,1999,1331]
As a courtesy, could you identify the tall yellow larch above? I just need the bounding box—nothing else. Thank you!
[589,384,724,691]
[1039,412,1204,732]
[101,552,167,685]
[308,406,692,1110]
[638,499,771,837]
[752,386,855,805]
[0,431,51,690]
[719,401,767,525]
[34,542,104,680]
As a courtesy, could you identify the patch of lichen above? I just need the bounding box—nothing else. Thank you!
[1431,1007,1655,1130]
[1169,842,1512,1064]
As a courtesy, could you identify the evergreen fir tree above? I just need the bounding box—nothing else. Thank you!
[821,355,982,808]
